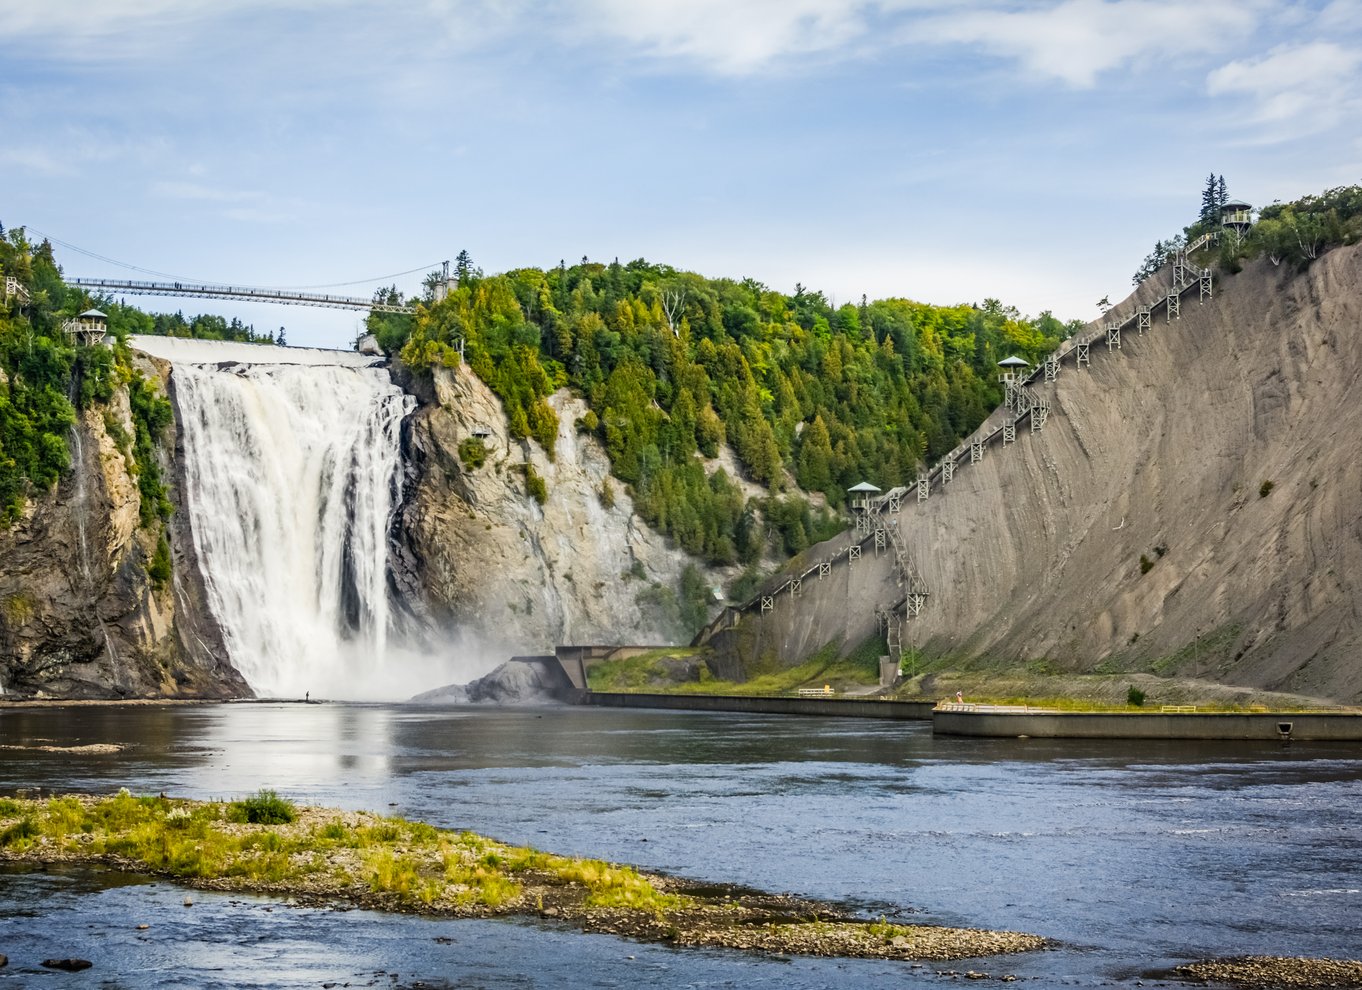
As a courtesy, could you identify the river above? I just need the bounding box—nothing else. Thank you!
[2,702,1360,988]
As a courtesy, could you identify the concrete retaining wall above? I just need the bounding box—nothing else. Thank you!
[575,692,935,720]
[933,710,1362,741]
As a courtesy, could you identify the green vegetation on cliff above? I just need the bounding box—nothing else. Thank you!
[0,226,176,581]
[394,257,1078,565]
[1135,182,1362,283]
[0,228,77,523]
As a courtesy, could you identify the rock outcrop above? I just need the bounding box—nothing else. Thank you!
[712,245,1362,703]
[410,658,572,704]
[396,363,717,659]
[0,360,245,699]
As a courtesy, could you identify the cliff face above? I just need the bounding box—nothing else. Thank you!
[0,359,246,699]
[713,245,1362,703]
[396,363,714,658]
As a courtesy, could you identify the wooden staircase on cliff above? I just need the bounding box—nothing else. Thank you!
[697,252,1221,657]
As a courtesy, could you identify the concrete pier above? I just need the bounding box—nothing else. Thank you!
[575,691,936,720]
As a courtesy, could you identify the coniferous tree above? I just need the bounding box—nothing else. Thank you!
[454,250,475,285]
[1199,173,1221,229]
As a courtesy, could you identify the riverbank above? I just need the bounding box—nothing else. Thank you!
[0,791,1044,963]
[1175,956,1362,989]
[577,691,936,719]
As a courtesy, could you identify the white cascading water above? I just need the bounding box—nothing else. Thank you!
[131,336,419,699]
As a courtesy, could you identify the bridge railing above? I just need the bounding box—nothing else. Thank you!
[69,278,416,315]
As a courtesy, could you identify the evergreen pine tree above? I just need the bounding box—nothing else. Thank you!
[454,250,475,285]
[1199,173,1220,229]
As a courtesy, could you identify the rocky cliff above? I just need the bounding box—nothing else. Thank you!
[0,357,246,699]
[395,362,718,661]
[712,245,1362,703]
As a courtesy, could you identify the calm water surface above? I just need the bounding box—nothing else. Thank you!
[1,702,1360,988]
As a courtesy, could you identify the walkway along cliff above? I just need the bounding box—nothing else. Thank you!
[700,244,1362,704]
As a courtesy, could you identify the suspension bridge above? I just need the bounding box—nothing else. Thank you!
[68,278,419,315]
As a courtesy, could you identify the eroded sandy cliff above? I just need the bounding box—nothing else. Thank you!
[714,246,1362,702]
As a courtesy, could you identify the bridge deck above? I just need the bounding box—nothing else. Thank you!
[70,278,416,315]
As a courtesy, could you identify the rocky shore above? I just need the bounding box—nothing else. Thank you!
[0,792,1045,964]
[1177,956,1362,989]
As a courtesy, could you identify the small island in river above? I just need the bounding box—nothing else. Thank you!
[0,789,1043,963]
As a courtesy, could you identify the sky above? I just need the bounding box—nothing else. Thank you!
[2,0,1360,349]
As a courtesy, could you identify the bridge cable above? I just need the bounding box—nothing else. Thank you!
[23,226,441,292]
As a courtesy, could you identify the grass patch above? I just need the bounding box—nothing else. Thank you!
[1149,623,1244,675]
[0,790,1049,963]
[585,648,705,692]
[229,788,296,825]
[588,638,885,697]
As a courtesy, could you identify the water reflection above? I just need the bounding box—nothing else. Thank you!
[2,702,1362,988]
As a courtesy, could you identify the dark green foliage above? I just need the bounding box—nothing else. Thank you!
[0,228,78,524]
[762,495,842,556]
[1199,173,1228,230]
[128,375,173,527]
[1259,480,1274,498]
[1139,554,1154,575]
[0,231,179,531]
[523,463,547,505]
[1133,235,1185,284]
[1248,186,1362,266]
[365,285,414,355]
[229,789,296,825]
[133,306,277,344]
[678,564,710,634]
[383,258,1068,566]
[0,817,38,846]
[457,437,487,471]
[726,566,764,603]
[1143,183,1362,282]
[1127,685,1146,707]
[148,534,172,588]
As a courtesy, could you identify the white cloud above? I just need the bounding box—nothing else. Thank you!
[574,0,880,74]
[914,0,1259,87]
[1316,0,1362,32]
[1206,41,1362,139]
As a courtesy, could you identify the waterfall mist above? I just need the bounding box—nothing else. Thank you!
[138,337,444,699]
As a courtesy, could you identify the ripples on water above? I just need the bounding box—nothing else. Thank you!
[2,703,1361,987]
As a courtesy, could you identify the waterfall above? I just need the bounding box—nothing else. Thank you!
[132,337,417,699]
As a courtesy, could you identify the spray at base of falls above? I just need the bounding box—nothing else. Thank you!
[155,339,430,700]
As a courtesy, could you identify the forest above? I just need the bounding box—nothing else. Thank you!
[386,255,1078,568]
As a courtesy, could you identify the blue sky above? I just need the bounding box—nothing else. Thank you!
[3,0,1360,348]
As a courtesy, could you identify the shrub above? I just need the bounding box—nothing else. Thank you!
[457,437,487,471]
[524,464,548,505]
[0,817,38,847]
[1139,554,1154,575]
[147,534,172,588]
[1127,685,1146,707]
[229,789,296,825]
[1259,480,1274,498]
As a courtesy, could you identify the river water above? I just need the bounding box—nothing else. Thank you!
[2,702,1360,988]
